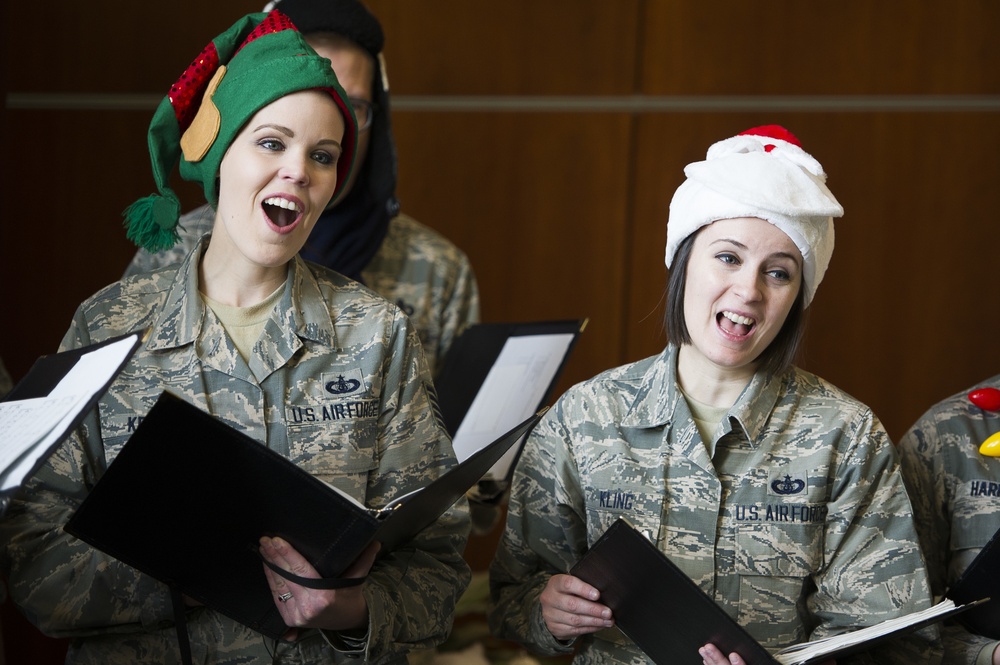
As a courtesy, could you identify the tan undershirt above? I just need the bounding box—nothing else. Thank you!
[201,283,284,362]
[680,388,730,458]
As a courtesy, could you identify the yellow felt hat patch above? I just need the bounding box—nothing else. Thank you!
[180,65,227,163]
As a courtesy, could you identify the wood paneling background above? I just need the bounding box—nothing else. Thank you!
[3,1,999,662]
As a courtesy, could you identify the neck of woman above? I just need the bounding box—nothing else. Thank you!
[198,244,289,308]
[676,346,755,409]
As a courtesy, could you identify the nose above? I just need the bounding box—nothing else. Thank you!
[279,152,310,187]
[732,269,763,302]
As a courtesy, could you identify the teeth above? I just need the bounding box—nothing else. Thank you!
[722,311,755,326]
[263,197,301,212]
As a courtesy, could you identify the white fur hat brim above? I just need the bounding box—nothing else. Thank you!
[665,131,844,307]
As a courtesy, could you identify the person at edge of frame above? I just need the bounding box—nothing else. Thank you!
[899,375,1000,665]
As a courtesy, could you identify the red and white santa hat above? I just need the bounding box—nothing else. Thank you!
[665,125,844,307]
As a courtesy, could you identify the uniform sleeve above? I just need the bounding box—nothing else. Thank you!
[899,415,1000,665]
[432,249,480,377]
[0,309,174,638]
[356,314,472,659]
[898,415,953,601]
[812,412,943,665]
[487,398,585,656]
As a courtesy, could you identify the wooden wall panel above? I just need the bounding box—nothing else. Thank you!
[391,111,635,396]
[367,0,641,95]
[6,1,262,93]
[0,109,206,382]
[641,0,1000,95]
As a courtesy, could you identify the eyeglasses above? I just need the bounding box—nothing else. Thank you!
[349,97,375,132]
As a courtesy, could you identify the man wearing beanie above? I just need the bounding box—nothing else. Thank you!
[125,0,480,377]
[489,126,941,664]
[1,10,469,664]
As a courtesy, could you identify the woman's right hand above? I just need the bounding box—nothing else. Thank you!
[539,573,614,640]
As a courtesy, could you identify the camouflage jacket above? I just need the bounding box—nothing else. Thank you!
[898,375,1000,665]
[124,205,480,375]
[489,344,941,665]
[1,241,471,665]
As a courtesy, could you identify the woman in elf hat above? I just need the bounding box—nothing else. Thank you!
[123,0,480,381]
[488,126,940,665]
[0,11,469,665]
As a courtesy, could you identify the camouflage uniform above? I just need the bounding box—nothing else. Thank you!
[898,375,1000,665]
[124,205,480,374]
[0,239,471,665]
[489,345,941,665]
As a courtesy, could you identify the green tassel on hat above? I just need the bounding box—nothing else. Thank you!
[123,193,182,252]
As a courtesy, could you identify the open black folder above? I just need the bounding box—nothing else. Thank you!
[570,519,983,665]
[0,330,145,515]
[435,319,585,484]
[65,391,544,641]
[947,521,1000,639]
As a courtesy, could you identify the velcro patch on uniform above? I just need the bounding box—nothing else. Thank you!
[767,471,809,497]
[321,368,367,397]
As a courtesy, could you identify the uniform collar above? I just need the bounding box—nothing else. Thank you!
[620,344,786,448]
[145,236,338,353]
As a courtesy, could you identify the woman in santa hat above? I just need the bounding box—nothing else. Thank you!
[488,125,940,665]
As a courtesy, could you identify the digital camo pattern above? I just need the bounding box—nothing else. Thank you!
[0,241,471,665]
[489,345,941,665]
[124,205,480,375]
[898,375,1000,665]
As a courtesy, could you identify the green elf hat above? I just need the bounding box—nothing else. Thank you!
[124,10,358,252]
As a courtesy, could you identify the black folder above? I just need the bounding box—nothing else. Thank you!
[947,522,1000,639]
[570,519,981,665]
[0,330,145,515]
[435,319,585,483]
[65,391,544,641]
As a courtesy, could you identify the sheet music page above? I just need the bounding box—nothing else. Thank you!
[0,394,90,486]
[0,335,139,491]
[451,333,574,478]
[773,598,963,665]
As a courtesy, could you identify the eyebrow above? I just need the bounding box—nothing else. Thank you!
[710,237,801,265]
[252,123,343,150]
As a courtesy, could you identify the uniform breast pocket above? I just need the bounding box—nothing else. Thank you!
[734,521,823,646]
[286,418,378,494]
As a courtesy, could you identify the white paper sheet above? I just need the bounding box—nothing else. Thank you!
[451,333,574,479]
[0,335,138,492]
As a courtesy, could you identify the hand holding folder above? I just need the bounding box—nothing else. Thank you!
[571,519,985,665]
[65,391,544,641]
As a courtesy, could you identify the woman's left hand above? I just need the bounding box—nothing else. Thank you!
[699,643,746,665]
[260,536,380,641]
